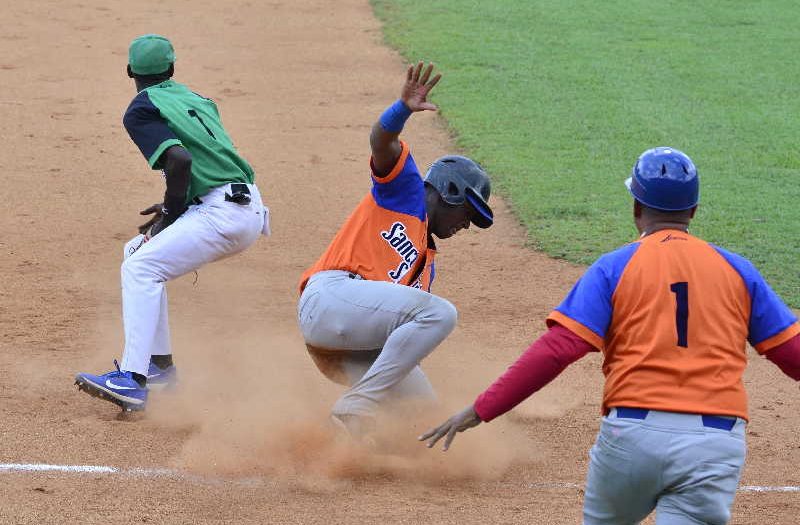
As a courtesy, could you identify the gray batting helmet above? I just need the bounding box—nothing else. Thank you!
[424,155,493,228]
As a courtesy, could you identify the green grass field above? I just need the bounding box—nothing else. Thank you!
[372,0,800,306]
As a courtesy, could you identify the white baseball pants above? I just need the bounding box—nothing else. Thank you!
[119,183,268,376]
[297,270,458,418]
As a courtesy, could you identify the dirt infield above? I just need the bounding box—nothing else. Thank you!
[1,0,798,523]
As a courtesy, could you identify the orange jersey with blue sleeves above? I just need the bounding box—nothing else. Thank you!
[300,141,435,291]
[547,229,799,420]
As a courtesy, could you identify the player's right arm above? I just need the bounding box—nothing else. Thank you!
[123,91,192,235]
[153,145,191,235]
[136,146,191,236]
[370,62,441,176]
[419,324,596,451]
[420,249,628,451]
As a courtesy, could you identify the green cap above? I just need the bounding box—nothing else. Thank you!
[128,34,175,75]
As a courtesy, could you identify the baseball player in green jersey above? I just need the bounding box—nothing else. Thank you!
[75,34,270,411]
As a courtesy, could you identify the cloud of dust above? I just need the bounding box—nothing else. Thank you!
[433,333,593,421]
[136,325,539,489]
[507,380,586,420]
[76,272,547,488]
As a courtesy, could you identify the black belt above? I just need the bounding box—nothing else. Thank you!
[225,183,251,204]
[190,183,251,206]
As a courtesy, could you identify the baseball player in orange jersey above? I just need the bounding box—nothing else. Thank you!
[421,147,800,524]
[297,62,493,440]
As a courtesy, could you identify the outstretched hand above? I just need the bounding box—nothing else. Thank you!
[138,203,165,236]
[401,62,442,112]
[418,404,482,451]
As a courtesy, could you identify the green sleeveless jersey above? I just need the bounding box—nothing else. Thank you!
[123,80,255,203]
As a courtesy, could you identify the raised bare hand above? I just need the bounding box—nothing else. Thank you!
[400,62,442,112]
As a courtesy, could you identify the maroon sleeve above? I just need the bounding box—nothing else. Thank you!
[765,333,800,380]
[473,324,596,422]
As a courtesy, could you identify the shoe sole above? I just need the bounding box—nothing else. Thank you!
[74,376,145,412]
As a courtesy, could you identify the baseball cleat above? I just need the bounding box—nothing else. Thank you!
[145,361,178,392]
[74,360,147,412]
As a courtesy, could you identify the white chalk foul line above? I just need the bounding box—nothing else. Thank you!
[2,464,798,493]
[740,485,800,493]
[0,463,262,486]
[0,463,117,474]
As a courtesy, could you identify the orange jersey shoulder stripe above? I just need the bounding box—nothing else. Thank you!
[754,321,800,353]
[547,311,604,350]
[371,144,410,184]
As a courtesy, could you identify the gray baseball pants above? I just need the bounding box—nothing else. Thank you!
[297,270,458,418]
[583,408,747,525]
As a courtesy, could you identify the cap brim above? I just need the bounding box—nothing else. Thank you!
[465,190,493,229]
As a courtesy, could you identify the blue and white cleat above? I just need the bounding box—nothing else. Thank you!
[74,360,147,412]
[146,361,178,392]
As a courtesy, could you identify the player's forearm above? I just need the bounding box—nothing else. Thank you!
[473,324,594,422]
[161,146,192,224]
[765,333,800,380]
[369,101,410,176]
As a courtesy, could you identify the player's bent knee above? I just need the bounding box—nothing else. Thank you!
[426,296,458,333]
[120,253,162,284]
[305,344,352,386]
[702,504,732,525]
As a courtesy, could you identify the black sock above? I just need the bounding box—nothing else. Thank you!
[151,355,173,369]
[131,372,147,388]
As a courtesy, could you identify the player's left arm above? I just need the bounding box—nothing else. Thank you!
[728,255,800,380]
[370,62,441,177]
[764,333,800,380]
[713,245,800,373]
